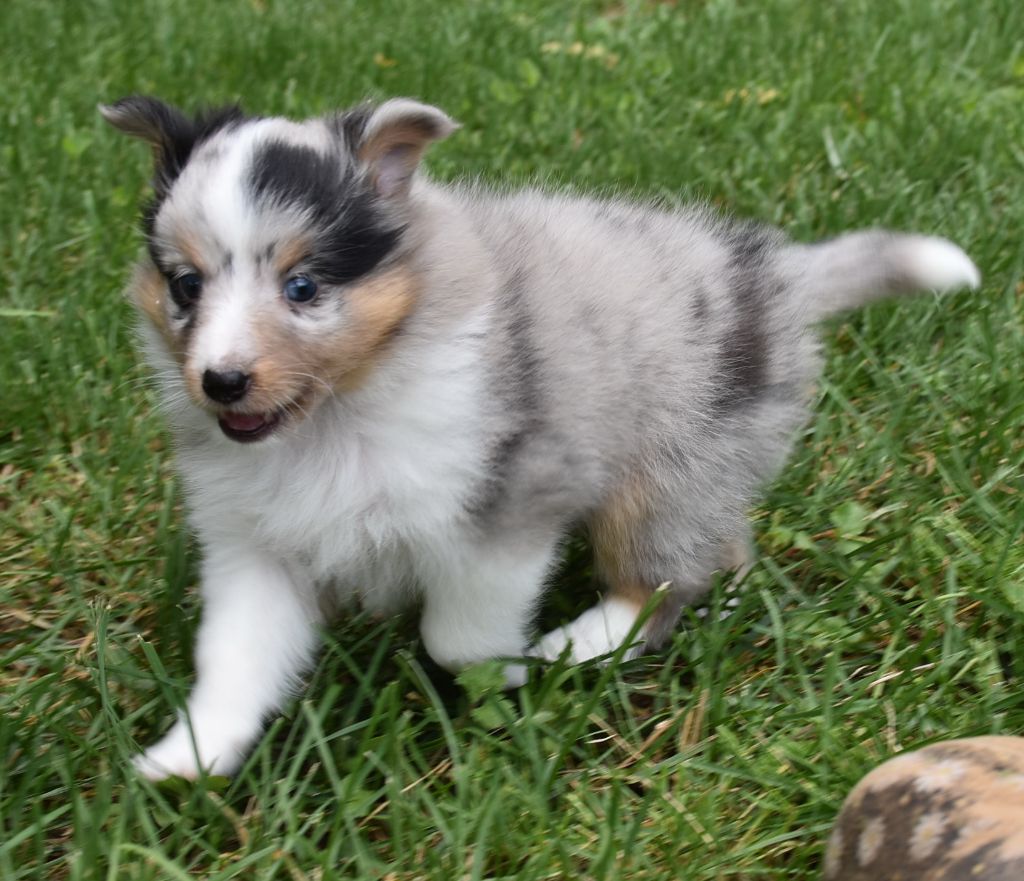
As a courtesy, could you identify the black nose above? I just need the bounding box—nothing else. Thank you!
[202,369,251,404]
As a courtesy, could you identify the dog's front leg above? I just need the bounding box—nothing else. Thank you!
[134,544,320,780]
[418,538,558,686]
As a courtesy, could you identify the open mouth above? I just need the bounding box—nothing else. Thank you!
[217,409,284,443]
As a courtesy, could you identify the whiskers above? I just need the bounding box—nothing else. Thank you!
[280,368,336,400]
[270,368,335,440]
[244,387,314,442]
[125,354,339,443]
[115,366,183,394]
[117,366,195,420]
[152,389,194,416]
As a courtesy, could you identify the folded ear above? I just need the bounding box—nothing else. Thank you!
[100,96,189,146]
[100,96,195,193]
[356,99,458,198]
[100,96,245,195]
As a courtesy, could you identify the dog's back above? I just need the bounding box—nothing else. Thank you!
[434,187,976,573]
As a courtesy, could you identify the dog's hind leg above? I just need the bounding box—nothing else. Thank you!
[532,466,745,664]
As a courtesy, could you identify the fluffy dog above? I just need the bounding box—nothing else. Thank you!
[101,96,979,778]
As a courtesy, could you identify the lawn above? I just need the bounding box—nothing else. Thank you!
[2,0,1023,878]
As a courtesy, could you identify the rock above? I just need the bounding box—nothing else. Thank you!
[824,737,1024,880]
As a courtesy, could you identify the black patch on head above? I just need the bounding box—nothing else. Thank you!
[464,266,545,523]
[154,103,247,194]
[712,223,779,413]
[247,139,402,285]
[328,105,374,153]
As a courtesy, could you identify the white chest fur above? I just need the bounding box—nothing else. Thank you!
[163,314,491,609]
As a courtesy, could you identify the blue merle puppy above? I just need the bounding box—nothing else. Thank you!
[101,95,980,779]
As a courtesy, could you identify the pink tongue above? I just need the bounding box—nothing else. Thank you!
[222,413,267,432]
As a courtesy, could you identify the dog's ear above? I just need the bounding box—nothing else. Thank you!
[100,96,191,148]
[354,99,458,198]
[100,97,196,194]
[100,96,244,195]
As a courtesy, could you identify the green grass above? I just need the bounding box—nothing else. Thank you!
[2,0,1023,877]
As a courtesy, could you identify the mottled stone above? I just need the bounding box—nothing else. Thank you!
[825,737,1024,880]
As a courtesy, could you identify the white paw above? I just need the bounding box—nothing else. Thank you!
[133,716,252,780]
[531,598,643,664]
[502,662,529,688]
[719,534,755,578]
[906,237,981,292]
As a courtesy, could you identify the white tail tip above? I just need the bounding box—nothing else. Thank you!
[906,237,981,292]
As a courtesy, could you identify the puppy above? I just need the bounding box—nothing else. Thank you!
[101,96,980,779]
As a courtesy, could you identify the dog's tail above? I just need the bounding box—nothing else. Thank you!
[784,231,980,321]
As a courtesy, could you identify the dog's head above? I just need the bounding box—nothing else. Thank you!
[102,96,456,442]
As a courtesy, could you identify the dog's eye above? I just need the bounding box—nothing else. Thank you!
[284,274,318,304]
[169,272,203,307]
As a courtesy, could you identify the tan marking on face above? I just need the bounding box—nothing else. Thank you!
[230,264,420,419]
[131,263,167,332]
[242,314,309,414]
[325,265,419,390]
[131,221,213,372]
[273,238,311,277]
[131,262,186,366]
[176,231,205,272]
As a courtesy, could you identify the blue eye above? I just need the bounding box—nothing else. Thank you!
[284,274,318,303]
[170,272,203,307]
